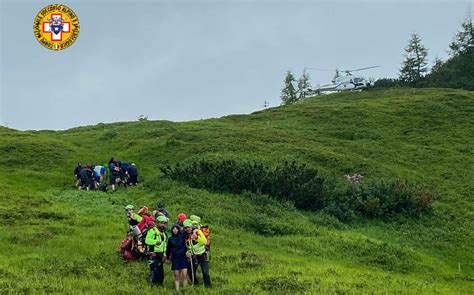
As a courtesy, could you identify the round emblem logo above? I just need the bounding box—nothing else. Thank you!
[33,4,80,51]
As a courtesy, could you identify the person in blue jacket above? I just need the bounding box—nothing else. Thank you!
[74,162,82,187]
[127,163,139,185]
[166,224,188,291]
[79,166,92,191]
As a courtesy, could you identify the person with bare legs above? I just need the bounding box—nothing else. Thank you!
[167,224,189,291]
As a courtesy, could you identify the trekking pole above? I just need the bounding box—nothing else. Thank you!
[189,254,195,287]
[187,240,195,287]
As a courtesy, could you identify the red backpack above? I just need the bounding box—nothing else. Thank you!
[119,234,137,261]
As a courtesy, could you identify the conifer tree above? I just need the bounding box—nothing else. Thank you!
[280,71,297,105]
[449,17,474,57]
[399,33,428,84]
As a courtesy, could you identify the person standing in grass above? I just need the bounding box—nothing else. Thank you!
[153,201,170,221]
[145,215,168,287]
[125,205,142,232]
[109,166,119,192]
[108,158,118,191]
[184,219,211,288]
[73,162,82,187]
[137,206,155,233]
[177,213,187,228]
[79,165,91,191]
[167,224,189,291]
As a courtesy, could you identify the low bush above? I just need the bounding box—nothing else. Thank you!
[350,179,435,218]
[161,159,435,222]
[161,160,333,210]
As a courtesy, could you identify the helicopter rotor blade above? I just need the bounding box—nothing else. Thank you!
[343,65,380,72]
[305,67,335,72]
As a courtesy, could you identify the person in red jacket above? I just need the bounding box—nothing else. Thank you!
[137,206,155,232]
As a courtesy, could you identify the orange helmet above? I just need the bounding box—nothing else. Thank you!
[138,206,149,215]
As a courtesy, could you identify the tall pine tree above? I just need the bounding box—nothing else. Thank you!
[424,17,474,90]
[431,57,444,73]
[280,71,297,105]
[449,17,473,57]
[297,70,311,99]
[399,33,428,84]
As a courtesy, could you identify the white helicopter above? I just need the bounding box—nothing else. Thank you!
[306,66,380,94]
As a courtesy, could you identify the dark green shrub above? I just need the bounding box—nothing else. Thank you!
[161,160,331,211]
[322,198,357,223]
[161,160,435,222]
[349,179,435,219]
[264,161,330,210]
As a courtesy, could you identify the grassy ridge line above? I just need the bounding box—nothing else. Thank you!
[34,88,474,203]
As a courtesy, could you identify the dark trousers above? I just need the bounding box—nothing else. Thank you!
[129,175,138,185]
[149,253,164,286]
[80,177,90,189]
[189,253,211,287]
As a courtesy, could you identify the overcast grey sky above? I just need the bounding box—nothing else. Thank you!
[0,0,472,130]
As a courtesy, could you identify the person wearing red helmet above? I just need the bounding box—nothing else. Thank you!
[177,213,187,227]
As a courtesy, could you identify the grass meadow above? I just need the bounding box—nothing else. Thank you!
[0,88,472,294]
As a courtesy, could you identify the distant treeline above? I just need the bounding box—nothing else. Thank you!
[375,47,473,90]
[374,18,473,91]
[161,160,435,222]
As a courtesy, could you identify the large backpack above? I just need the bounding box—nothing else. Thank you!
[201,225,211,261]
[119,234,137,261]
[136,225,153,257]
[201,225,211,249]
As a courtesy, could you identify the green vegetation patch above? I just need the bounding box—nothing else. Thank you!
[161,159,435,222]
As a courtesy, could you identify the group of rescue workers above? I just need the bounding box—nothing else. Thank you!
[73,157,139,192]
[120,202,211,290]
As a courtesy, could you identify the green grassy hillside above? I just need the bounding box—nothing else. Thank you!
[0,88,473,294]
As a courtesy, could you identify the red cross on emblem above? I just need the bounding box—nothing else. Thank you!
[42,13,70,42]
